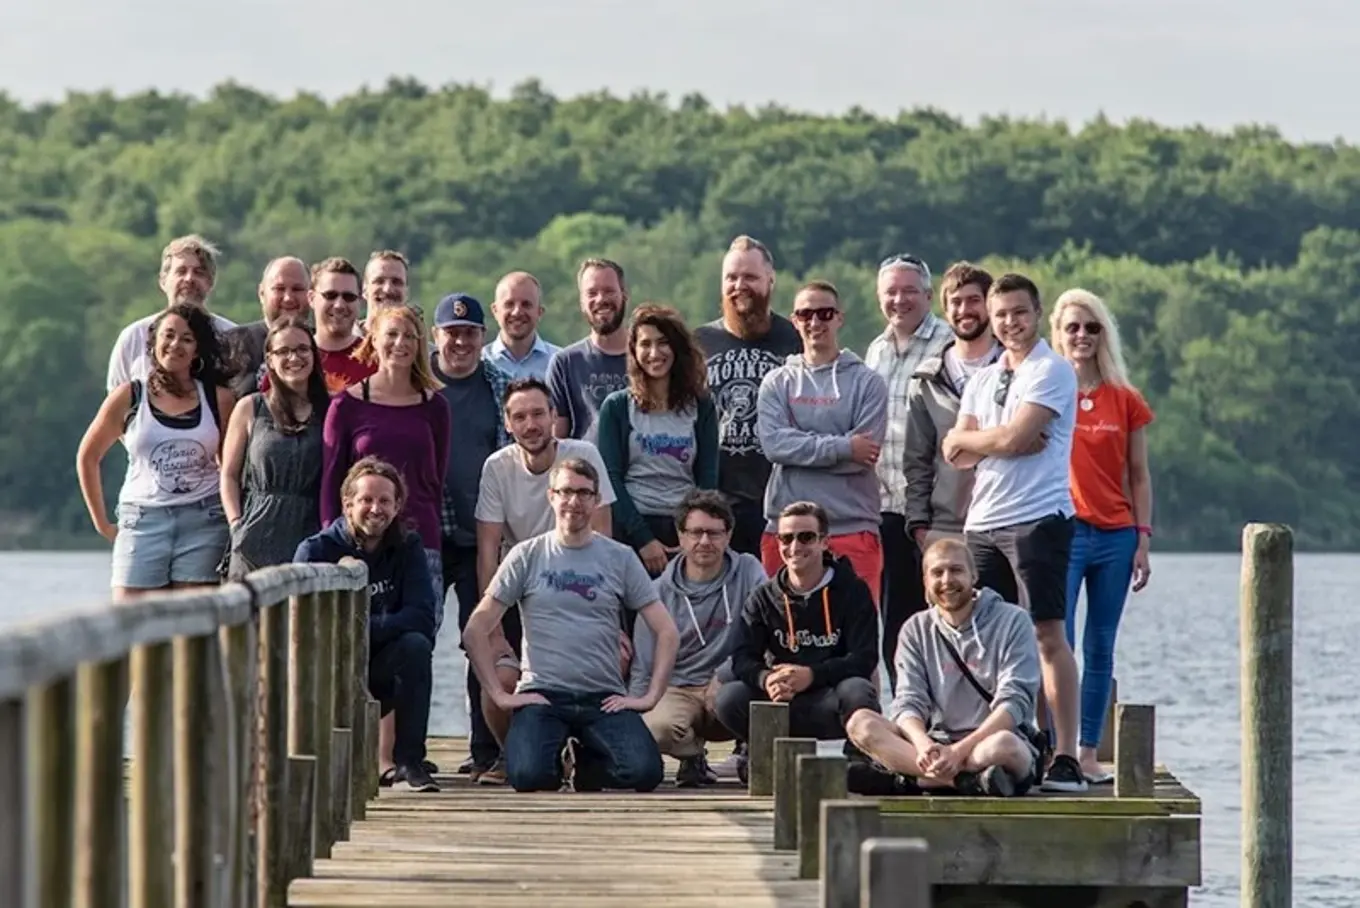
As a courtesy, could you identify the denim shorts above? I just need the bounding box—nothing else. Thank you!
[111,498,230,590]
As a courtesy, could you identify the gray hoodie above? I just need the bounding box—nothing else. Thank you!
[628,549,768,695]
[888,588,1040,741]
[756,350,889,534]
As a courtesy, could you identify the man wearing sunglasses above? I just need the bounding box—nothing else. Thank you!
[224,255,312,396]
[300,257,378,394]
[939,273,1086,793]
[756,281,889,603]
[713,501,880,783]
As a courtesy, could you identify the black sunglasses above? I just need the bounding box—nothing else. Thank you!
[792,306,838,323]
[878,254,932,281]
[993,368,1015,407]
[1063,321,1103,336]
[320,290,361,303]
[777,530,822,546]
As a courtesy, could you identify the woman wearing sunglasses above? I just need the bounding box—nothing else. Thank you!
[597,305,719,576]
[1050,289,1154,784]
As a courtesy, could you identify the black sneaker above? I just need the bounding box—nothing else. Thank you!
[954,765,1015,797]
[847,761,919,796]
[397,763,441,793]
[1040,754,1089,793]
[676,756,718,788]
[423,759,440,775]
[736,751,749,786]
[456,755,479,775]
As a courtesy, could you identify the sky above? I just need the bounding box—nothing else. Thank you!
[2,0,1359,142]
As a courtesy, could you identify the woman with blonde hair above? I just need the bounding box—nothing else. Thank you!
[321,304,450,619]
[1049,289,1154,784]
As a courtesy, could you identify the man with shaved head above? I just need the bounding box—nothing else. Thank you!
[484,270,560,380]
[225,256,311,396]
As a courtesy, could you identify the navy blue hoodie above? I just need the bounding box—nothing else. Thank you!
[293,517,437,648]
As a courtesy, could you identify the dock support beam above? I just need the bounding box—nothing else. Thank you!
[748,701,788,797]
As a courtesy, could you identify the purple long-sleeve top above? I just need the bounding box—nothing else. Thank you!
[320,389,451,550]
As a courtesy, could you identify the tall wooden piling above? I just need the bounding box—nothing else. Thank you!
[1240,522,1293,908]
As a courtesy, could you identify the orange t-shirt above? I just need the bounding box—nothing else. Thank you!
[1069,383,1154,529]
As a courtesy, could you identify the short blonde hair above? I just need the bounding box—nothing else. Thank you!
[356,306,443,392]
[1049,289,1132,388]
[160,235,220,284]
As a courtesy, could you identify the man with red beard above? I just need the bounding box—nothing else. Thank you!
[224,256,311,396]
[694,236,801,558]
[547,258,631,443]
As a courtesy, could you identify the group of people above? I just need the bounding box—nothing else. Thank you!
[76,231,1154,798]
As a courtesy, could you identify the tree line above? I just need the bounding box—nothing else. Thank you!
[2,77,1357,550]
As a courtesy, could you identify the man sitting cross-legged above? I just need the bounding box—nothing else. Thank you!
[294,456,440,792]
[627,490,767,786]
[846,538,1042,797]
[714,500,881,784]
[463,457,681,793]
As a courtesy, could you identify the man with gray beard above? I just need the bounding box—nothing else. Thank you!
[694,236,802,558]
[547,258,631,443]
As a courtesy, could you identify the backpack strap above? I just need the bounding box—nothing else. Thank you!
[123,380,142,433]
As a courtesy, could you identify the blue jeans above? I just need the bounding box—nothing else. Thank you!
[1063,521,1138,749]
[504,690,664,793]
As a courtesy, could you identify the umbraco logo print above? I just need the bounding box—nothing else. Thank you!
[147,439,212,495]
[542,569,603,601]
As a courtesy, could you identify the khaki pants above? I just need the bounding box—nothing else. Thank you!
[642,682,733,759]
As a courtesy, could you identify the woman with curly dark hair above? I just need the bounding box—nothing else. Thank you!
[77,303,238,599]
[597,304,719,575]
[220,317,330,580]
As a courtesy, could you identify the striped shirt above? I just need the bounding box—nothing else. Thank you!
[864,314,952,515]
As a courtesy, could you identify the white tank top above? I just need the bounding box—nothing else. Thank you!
[119,379,222,507]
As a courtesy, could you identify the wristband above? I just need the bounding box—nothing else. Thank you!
[1136,525,1153,537]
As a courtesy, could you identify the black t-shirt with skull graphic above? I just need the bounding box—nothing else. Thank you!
[694,314,803,505]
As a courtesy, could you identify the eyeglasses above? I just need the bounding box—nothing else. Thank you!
[776,530,822,546]
[319,290,361,303]
[551,487,597,501]
[268,344,314,359]
[681,527,729,541]
[1063,321,1103,336]
[993,368,1015,407]
[878,254,932,282]
[792,307,838,323]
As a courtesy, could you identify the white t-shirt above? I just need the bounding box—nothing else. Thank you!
[959,339,1076,532]
[475,439,618,547]
[106,311,238,392]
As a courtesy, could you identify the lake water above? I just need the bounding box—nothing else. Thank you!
[1,550,1352,906]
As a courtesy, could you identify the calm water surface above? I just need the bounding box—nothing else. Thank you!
[1,550,1352,906]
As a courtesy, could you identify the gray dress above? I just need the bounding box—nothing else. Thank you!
[227,395,323,581]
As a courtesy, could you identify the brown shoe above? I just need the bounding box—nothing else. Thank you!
[476,758,507,785]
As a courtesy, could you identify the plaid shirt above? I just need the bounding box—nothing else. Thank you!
[440,361,513,540]
[864,314,952,515]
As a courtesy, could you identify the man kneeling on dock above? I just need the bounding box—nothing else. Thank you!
[295,456,440,793]
[715,501,881,783]
[463,457,681,792]
[627,490,767,786]
[846,538,1041,797]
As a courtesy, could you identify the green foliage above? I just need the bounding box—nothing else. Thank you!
[4,80,1359,548]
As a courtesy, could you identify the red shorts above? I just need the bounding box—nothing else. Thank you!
[760,530,883,611]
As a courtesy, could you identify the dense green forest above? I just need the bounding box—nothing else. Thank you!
[2,78,1357,550]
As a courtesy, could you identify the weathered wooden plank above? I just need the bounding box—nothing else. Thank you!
[818,800,880,908]
[1115,704,1156,798]
[774,738,817,850]
[223,619,258,908]
[291,890,818,908]
[348,588,370,822]
[877,793,1200,817]
[130,643,174,908]
[174,633,213,908]
[73,656,128,908]
[312,591,338,858]
[25,675,76,908]
[286,756,317,883]
[796,755,847,880]
[861,838,930,908]
[748,702,789,796]
[257,597,290,908]
[0,698,20,908]
[877,813,1202,887]
[291,878,821,896]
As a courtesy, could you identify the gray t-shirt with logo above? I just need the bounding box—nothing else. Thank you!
[488,532,658,695]
[547,338,628,443]
[626,398,700,516]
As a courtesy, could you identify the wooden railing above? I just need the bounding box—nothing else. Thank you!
[0,560,375,908]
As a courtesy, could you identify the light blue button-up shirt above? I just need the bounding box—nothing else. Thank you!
[483,334,561,381]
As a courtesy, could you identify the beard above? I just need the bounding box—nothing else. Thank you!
[721,288,773,340]
[589,305,626,336]
[951,317,990,342]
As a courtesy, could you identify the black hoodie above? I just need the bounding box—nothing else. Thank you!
[730,553,878,692]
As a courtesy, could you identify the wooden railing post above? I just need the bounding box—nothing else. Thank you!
[223,619,259,908]
[174,634,214,907]
[0,697,21,908]
[349,585,372,820]
[256,598,289,908]
[73,656,129,908]
[819,800,881,908]
[796,754,847,879]
[312,590,339,858]
[285,756,317,881]
[130,643,174,907]
[1114,703,1156,798]
[332,589,357,841]
[773,737,817,850]
[287,592,320,871]
[25,676,77,908]
[748,702,789,796]
[860,838,931,907]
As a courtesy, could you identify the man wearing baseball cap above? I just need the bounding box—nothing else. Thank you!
[430,292,518,783]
